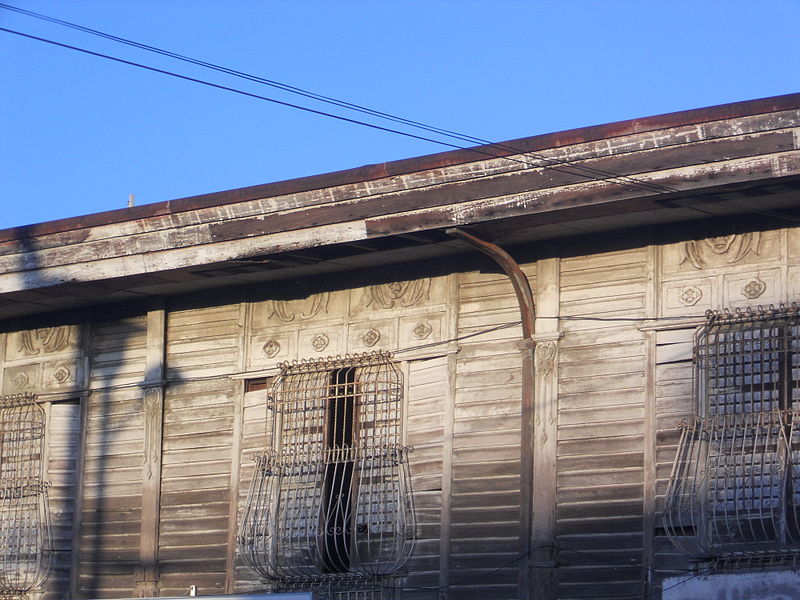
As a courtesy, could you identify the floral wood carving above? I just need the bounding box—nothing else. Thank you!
[362,328,381,347]
[143,388,162,480]
[412,321,433,340]
[678,285,703,307]
[534,341,557,377]
[262,340,281,358]
[53,366,71,384]
[11,371,30,390]
[311,333,329,352]
[18,327,70,356]
[265,292,330,323]
[742,278,767,300]
[681,228,760,270]
[367,279,431,309]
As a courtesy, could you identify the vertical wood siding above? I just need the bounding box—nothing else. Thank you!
[79,313,147,598]
[556,248,648,599]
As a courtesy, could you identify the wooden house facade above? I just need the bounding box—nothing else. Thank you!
[1,93,800,600]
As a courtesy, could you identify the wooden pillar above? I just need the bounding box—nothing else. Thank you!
[135,303,166,597]
[530,256,561,600]
[225,301,250,592]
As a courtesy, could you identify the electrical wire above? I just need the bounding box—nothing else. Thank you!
[0,27,468,153]
[3,9,799,228]
[30,311,709,402]
[0,3,698,196]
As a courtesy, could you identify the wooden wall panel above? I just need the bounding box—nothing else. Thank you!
[158,303,240,596]
[403,356,447,598]
[232,385,270,592]
[649,327,695,590]
[448,269,528,600]
[79,313,147,598]
[40,400,80,600]
[556,248,647,599]
[158,380,233,596]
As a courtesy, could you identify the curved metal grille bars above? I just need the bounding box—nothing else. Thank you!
[239,352,414,588]
[0,394,52,599]
[665,306,800,561]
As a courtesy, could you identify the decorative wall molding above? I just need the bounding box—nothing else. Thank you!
[53,366,71,385]
[142,387,162,481]
[362,328,381,347]
[311,333,329,352]
[742,277,767,300]
[678,285,703,306]
[262,340,281,358]
[17,327,70,356]
[265,292,330,322]
[534,341,557,377]
[412,321,433,340]
[681,229,760,270]
[11,370,31,390]
[367,279,431,309]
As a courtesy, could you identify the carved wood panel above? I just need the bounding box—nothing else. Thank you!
[2,325,82,395]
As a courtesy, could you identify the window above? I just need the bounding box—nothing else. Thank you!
[238,352,414,592]
[0,393,52,598]
[665,306,800,563]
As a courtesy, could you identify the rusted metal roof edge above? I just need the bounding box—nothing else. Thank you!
[3,92,799,243]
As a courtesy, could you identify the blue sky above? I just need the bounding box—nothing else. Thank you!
[1,0,798,231]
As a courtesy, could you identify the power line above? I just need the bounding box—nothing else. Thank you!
[0,2,676,194]
[0,7,740,199]
[0,26,468,152]
[2,16,799,227]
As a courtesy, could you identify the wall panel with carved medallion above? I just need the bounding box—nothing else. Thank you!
[2,325,82,396]
[659,224,787,317]
[246,275,454,368]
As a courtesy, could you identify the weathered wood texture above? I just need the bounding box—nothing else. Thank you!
[40,400,80,600]
[403,356,447,599]
[232,384,270,593]
[158,303,240,596]
[556,247,648,599]
[78,312,147,598]
[649,327,694,593]
[1,105,797,306]
[446,266,536,599]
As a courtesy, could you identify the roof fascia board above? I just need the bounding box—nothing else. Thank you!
[2,92,799,242]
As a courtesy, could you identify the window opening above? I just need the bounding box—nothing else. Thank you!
[665,305,800,565]
[322,367,356,573]
[238,352,414,593]
[0,393,52,600]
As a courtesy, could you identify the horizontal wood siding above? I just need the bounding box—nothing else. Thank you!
[449,268,531,599]
[41,400,80,600]
[233,385,270,592]
[556,248,647,599]
[79,313,147,598]
[403,356,446,598]
[159,303,240,596]
[651,327,695,591]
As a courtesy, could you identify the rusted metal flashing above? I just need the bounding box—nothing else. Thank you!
[2,93,798,243]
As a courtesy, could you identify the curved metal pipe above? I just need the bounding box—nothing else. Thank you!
[446,228,535,600]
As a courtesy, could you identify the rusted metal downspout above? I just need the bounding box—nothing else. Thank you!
[446,228,535,600]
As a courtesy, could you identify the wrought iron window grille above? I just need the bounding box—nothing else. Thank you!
[665,305,800,564]
[238,352,415,593]
[0,393,52,600]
